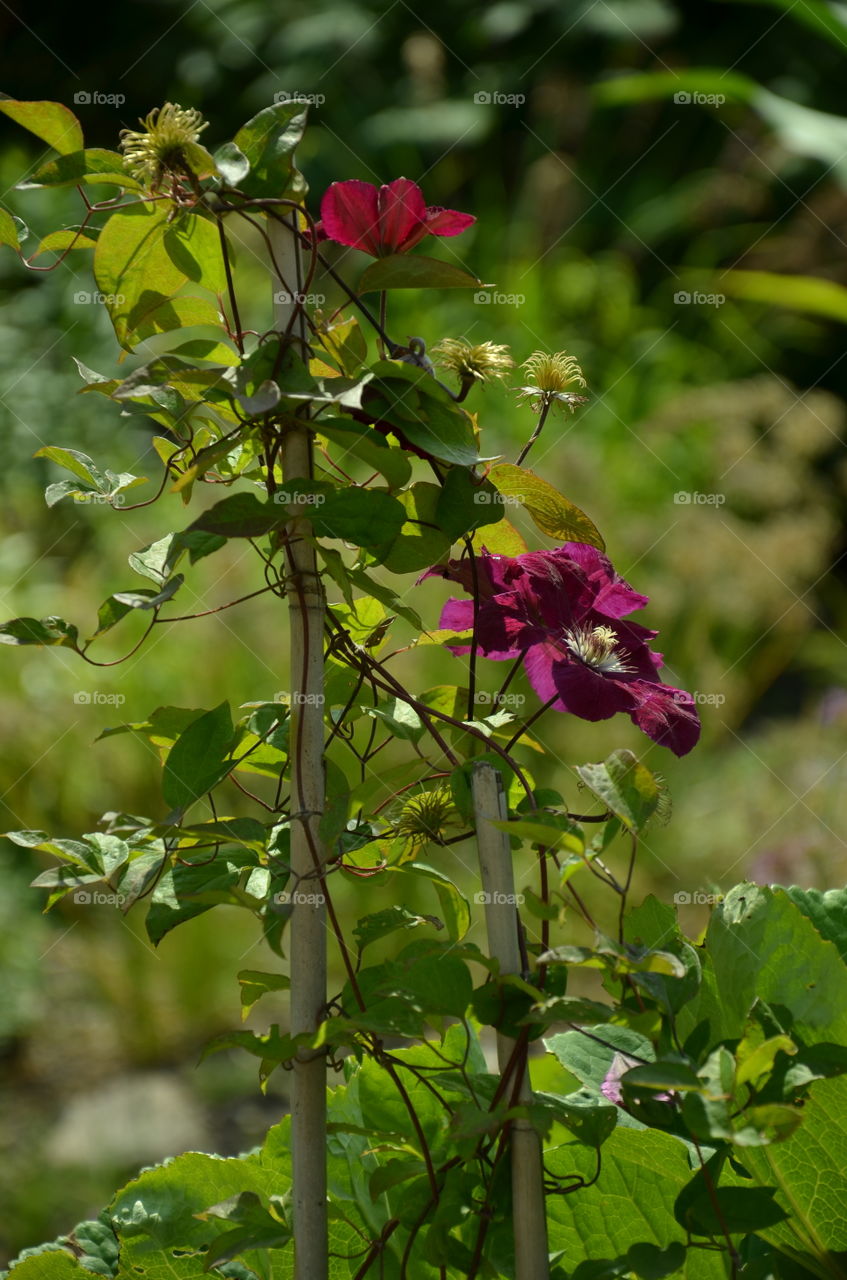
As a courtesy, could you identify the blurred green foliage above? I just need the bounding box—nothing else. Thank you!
[2,0,847,1259]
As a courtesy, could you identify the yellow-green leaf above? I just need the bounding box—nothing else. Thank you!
[0,98,83,154]
[487,463,605,550]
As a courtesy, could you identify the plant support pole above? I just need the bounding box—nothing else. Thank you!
[471,761,549,1280]
[270,213,328,1280]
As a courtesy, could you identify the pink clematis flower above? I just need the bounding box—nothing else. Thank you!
[316,177,475,257]
[601,1053,674,1105]
[426,543,701,757]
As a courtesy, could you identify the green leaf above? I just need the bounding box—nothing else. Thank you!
[688,885,847,1047]
[0,616,79,648]
[345,564,423,629]
[736,1032,797,1091]
[739,1076,847,1255]
[353,905,431,953]
[113,576,183,611]
[24,148,142,190]
[545,1127,706,1267]
[365,699,424,742]
[312,487,406,549]
[91,593,145,637]
[365,362,484,467]
[753,0,847,47]
[720,269,847,323]
[146,850,258,944]
[32,228,98,256]
[675,1164,788,1236]
[356,1034,452,1151]
[754,87,847,186]
[162,703,235,812]
[94,203,183,351]
[376,481,452,572]
[396,862,471,942]
[489,815,584,855]
[358,254,484,292]
[546,1023,654,1095]
[94,204,224,351]
[127,535,178,586]
[36,444,145,508]
[782,884,847,962]
[162,218,227,292]
[315,317,368,377]
[0,97,83,154]
[317,416,412,489]
[232,101,307,200]
[623,1061,702,1094]
[199,1190,291,1266]
[213,141,251,185]
[3,1252,102,1279]
[593,68,755,109]
[532,1088,617,1148]
[625,1242,687,1280]
[0,207,21,252]
[624,896,701,1014]
[487,463,605,550]
[109,1148,286,1250]
[575,751,662,833]
[187,493,280,539]
[34,446,104,486]
[129,295,229,352]
[437,468,502,539]
[237,969,290,1019]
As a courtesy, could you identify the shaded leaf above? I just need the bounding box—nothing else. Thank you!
[358,254,484,292]
[162,703,235,812]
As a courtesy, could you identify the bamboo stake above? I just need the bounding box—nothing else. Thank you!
[471,761,549,1279]
[269,213,328,1280]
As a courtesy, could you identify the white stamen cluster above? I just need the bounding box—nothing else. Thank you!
[563,623,633,674]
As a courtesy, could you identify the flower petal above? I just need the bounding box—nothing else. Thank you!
[600,1052,641,1104]
[320,180,381,255]
[549,660,641,720]
[378,178,427,254]
[559,543,649,617]
[438,596,525,659]
[422,206,477,237]
[628,683,701,757]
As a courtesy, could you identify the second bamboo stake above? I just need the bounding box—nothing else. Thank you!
[471,760,549,1280]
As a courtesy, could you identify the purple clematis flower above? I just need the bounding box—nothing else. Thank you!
[426,543,700,757]
[315,177,475,257]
